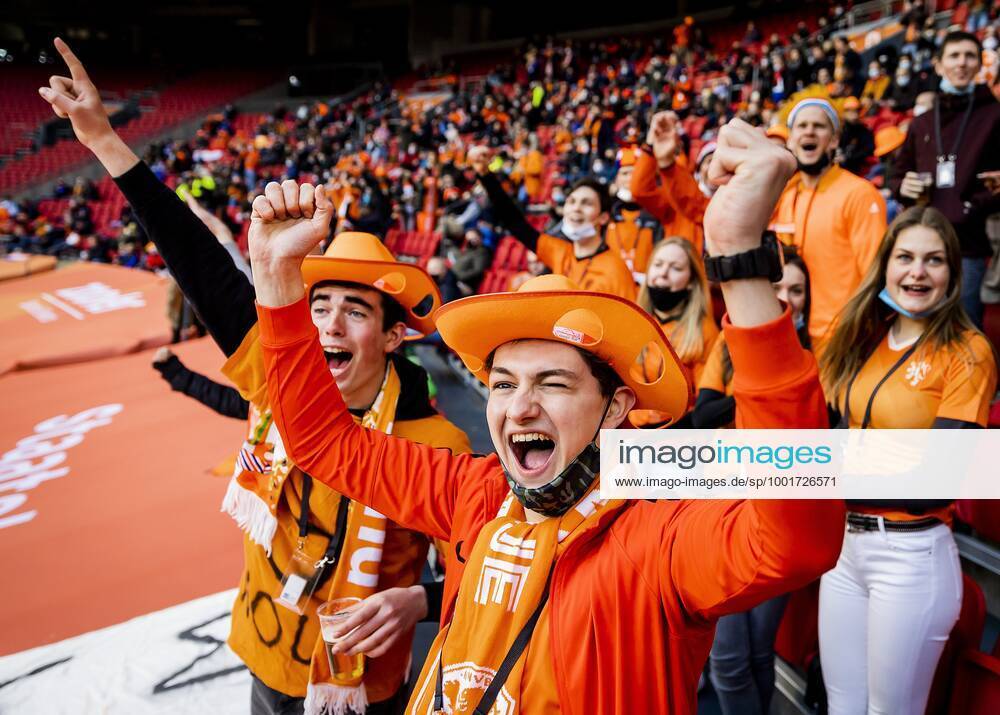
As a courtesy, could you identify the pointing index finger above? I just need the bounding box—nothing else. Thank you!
[54,37,91,85]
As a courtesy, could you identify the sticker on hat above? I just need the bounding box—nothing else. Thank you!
[552,308,603,347]
[373,271,406,295]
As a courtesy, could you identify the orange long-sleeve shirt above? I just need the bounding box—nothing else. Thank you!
[770,166,886,349]
[631,148,709,254]
[256,297,844,715]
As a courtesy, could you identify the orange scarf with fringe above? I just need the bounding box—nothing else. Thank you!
[406,483,624,714]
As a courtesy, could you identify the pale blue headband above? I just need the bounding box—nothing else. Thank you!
[787,99,840,133]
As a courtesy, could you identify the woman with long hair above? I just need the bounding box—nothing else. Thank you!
[633,237,718,427]
[818,206,997,714]
[694,250,812,429]
[637,237,718,379]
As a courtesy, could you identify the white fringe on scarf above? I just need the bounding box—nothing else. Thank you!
[304,682,368,715]
[221,477,278,555]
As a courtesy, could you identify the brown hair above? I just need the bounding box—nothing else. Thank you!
[637,238,712,363]
[819,206,986,406]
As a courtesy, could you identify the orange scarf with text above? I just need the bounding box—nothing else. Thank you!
[224,364,402,714]
[406,482,624,714]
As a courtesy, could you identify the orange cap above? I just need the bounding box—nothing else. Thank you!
[843,96,861,111]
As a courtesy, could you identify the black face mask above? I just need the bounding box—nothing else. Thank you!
[502,398,611,517]
[797,151,831,176]
[648,285,689,312]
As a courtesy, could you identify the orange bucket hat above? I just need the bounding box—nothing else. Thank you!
[434,275,693,423]
[301,232,441,337]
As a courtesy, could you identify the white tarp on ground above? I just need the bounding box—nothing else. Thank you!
[0,589,252,714]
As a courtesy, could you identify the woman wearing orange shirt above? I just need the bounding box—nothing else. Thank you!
[818,206,998,715]
[638,238,718,384]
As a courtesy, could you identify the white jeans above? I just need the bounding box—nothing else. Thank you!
[818,521,962,715]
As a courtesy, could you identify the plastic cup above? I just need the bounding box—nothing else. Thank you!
[316,597,365,683]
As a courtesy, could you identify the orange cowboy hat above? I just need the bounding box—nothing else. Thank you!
[302,232,441,337]
[874,125,906,158]
[434,274,693,423]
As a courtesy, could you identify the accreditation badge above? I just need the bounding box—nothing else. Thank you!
[936,158,956,189]
[275,547,329,614]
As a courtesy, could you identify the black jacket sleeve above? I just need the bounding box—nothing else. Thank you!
[114,161,256,356]
[691,389,737,428]
[153,354,250,420]
[478,172,540,252]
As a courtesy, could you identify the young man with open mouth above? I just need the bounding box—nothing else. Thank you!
[248,118,846,714]
[39,38,471,715]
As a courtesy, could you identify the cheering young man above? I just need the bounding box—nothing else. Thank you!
[247,118,845,713]
[39,38,471,715]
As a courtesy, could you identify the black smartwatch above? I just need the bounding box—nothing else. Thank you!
[703,231,784,283]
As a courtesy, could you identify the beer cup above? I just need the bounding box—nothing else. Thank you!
[316,597,365,683]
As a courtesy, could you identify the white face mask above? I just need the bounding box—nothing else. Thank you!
[562,221,598,242]
[617,187,633,202]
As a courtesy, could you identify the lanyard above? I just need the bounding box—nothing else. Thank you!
[291,473,351,583]
[933,95,975,162]
[433,570,553,714]
[789,179,819,255]
[841,343,918,429]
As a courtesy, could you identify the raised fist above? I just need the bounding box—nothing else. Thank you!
[646,111,680,168]
[37,38,115,149]
[248,180,333,265]
[468,146,493,175]
[703,119,797,256]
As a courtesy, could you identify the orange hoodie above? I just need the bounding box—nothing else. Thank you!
[256,298,845,715]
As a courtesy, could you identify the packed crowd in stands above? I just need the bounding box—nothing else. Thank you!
[6,1,1000,713]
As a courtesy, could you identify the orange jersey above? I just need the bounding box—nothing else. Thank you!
[770,166,886,347]
[605,205,663,277]
[536,233,637,301]
[840,330,996,523]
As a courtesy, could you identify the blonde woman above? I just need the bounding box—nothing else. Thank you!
[633,237,718,427]
[818,206,998,714]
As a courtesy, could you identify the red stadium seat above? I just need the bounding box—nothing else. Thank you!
[947,650,1000,715]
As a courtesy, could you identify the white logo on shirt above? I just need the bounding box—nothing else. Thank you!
[905,360,931,387]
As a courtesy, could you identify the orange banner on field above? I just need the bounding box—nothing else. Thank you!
[0,338,246,655]
[0,263,172,375]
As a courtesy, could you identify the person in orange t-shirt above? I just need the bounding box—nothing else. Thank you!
[631,111,713,255]
[818,206,998,715]
[246,120,844,715]
[770,98,887,351]
[469,146,636,301]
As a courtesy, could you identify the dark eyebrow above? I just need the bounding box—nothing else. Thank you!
[343,295,376,311]
[489,367,579,381]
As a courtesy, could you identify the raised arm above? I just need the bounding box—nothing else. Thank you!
[38,38,255,356]
[469,146,541,252]
[664,119,844,618]
[249,180,496,540]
